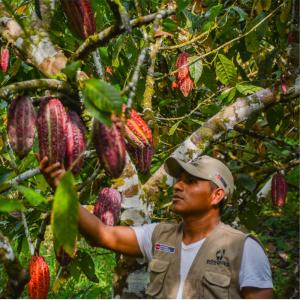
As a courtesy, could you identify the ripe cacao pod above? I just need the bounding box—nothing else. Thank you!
[28,256,50,299]
[176,52,189,80]
[124,109,152,147]
[65,111,86,174]
[61,0,96,39]
[7,96,36,158]
[37,97,68,164]
[93,187,122,226]
[126,143,153,174]
[178,76,194,97]
[93,120,126,178]
[0,47,9,73]
[175,52,194,97]
[271,172,288,207]
[124,108,153,173]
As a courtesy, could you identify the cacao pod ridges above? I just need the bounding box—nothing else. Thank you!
[7,96,36,158]
[93,187,122,226]
[37,97,68,164]
[175,52,194,97]
[65,110,86,174]
[61,0,96,39]
[271,171,288,208]
[0,47,9,73]
[28,256,50,299]
[93,120,126,178]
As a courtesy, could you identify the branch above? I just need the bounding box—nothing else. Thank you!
[71,8,175,60]
[143,85,299,202]
[0,79,71,99]
[0,230,29,298]
[34,212,50,256]
[0,168,40,194]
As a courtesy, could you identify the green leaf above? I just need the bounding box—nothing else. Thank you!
[245,13,268,53]
[236,83,263,95]
[163,19,178,32]
[188,57,203,84]
[205,4,223,20]
[62,61,82,81]
[236,174,256,192]
[82,79,123,124]
[0,197,24,212]
[176,0,190,12]
[15,186,48,206]
[76,251,99,283]
[280,0,292,23]
[286,166,300,186]
[215,54,237,86]
[52,171,78,257]
[228,6,248,21]
[168,120,181,136]
[218,87,236,103]
[266,105,284,131]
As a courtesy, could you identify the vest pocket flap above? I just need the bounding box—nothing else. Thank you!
[203,271,231,287]
[149,259,169,273]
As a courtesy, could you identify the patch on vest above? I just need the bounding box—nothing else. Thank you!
[155,243,175,253]
[206,248,230,267]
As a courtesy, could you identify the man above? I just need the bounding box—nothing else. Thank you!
[39,154,273,299]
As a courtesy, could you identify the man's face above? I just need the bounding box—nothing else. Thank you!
[171,171,217,216]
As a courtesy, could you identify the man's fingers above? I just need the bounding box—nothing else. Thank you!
[44,162,61,174]
[50,169,65,179]
[39,156,49,169]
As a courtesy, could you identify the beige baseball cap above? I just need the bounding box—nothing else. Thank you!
[164,155,235,196]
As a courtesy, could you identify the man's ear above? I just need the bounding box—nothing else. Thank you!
[211,188,225,206]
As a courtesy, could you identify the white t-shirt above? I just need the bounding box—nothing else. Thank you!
[132,223,273,299]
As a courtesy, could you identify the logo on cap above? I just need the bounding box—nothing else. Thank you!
[216,174,227,188]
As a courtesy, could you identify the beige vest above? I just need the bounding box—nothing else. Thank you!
[146,222,253,299]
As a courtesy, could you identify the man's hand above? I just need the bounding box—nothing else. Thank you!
[36,154,66,190]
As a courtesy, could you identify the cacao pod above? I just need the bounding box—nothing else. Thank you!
[124,109,153,147]
[7,96,36,158]
[61,0,96,39]
[93,187,122,226]
[126,143,153,174]
[93,120,126,178]
[37,97,68,164]
[65,111,86,174]
[178,76,194,97]
[28,256,50,299]
[175,52,194,97]
[0,47,9,73]
[176,52,189,80]
[271,172,288,207]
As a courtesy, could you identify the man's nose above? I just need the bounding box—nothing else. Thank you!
[174,178,184,192]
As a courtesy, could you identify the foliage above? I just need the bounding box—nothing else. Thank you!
[0,0,299,298]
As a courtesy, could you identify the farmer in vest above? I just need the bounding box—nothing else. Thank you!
[39,154,273,299]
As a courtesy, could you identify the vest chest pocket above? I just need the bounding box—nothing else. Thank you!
[202,271,230,299]
[146,259,170,298]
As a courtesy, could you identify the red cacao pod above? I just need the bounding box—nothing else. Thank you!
[61,0,96,39]
[125,109,153,147]
[7,96,36,158]
[93,187,122,226]
[37,97,68,164]
[93,120,126,178]
[178,76,194,97]
[0,47,9,73]
[176,52,189,81]
[126,143,153,174]
[271,172,288,207]
[28,256,50,299]
[65,111,86,174]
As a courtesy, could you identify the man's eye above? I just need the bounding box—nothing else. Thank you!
[185,177,198,184]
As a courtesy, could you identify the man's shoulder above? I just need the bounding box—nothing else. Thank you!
[152,222,181,242]
[219,222,248,237]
